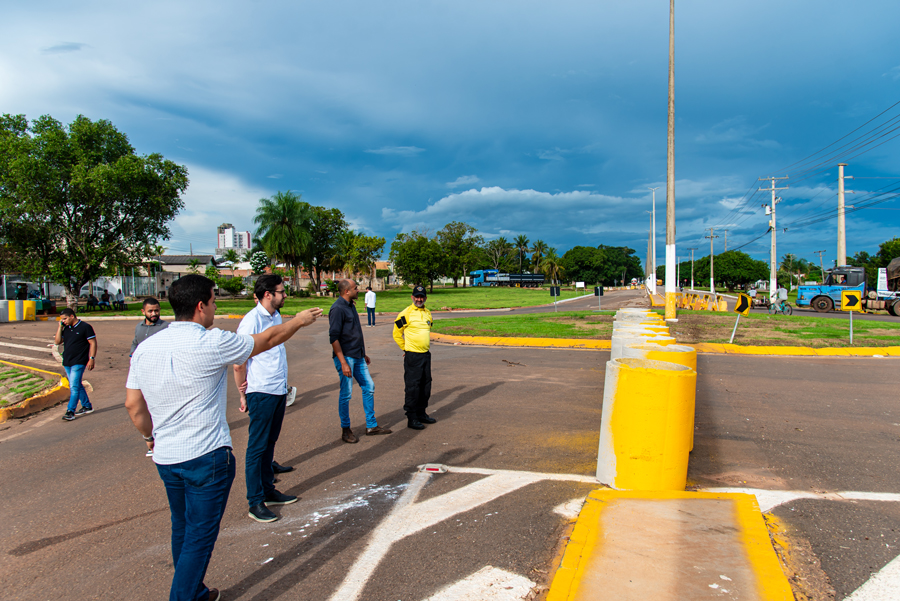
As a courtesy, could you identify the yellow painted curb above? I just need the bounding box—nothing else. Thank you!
[431,333,900,356]
[547,489,794,601]
[0,361,68,424]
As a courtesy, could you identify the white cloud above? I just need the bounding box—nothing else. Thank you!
[42,42,88,54]
[267,174,283,179]
[446,175,480,188]
[364,146,425,156]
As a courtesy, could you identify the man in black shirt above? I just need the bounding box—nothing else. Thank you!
[54,308,97,421]
[328,279,391,443]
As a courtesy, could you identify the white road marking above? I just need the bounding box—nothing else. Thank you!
[845,553,900,601]
[0,351,60,368]
[11,337,55,343]
[701,487,900,513]
[0,341,53,352]
[329,466,595,601]
[423,566,535,601]
[553,498,587,520]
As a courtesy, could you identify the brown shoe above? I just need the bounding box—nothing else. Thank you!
[342,427,359,444]
[366,426,392,436]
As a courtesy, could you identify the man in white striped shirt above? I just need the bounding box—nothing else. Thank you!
[125,275,322,601]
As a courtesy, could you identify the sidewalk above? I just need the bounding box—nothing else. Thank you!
[548,489,794,600]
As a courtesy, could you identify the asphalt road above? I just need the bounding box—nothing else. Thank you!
[0,300,897,600]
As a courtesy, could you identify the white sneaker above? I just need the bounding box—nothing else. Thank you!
[286,386,297,407]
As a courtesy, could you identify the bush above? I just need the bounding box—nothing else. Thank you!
[219,277,245,295]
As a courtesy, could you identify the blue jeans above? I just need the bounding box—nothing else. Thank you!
[245,392,286,506]
[333,356,377,428]
[63,364,91,412]
[366,307,375,326]
[156,447,235,601]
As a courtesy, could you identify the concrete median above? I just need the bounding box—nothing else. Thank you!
[597,357,697,491]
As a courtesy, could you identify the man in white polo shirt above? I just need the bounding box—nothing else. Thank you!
[125,274,321,601]
[233,274,296,523]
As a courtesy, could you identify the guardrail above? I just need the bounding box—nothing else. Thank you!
[0,300,37,322]
[648,291,728,311]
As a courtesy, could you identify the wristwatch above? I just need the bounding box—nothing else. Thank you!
[143,434,154,442]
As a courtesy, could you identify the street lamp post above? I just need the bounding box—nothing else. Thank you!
[665,0,677,320]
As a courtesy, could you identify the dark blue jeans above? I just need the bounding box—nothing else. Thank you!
[63,364,91,412]
[156,447,235,601]
[366,307,375,326]
[245,392,287,506]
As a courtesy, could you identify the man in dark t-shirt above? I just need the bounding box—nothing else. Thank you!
[54,308,97,421]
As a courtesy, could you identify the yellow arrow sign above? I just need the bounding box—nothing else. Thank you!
[841,290,862,311]
[734,293,751,316]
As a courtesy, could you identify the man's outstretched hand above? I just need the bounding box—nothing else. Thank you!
[294,307,323,326]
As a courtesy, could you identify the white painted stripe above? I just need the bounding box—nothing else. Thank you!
[448,466,598,484]
[0,341,53,352]
[11,337,55,343]
[701,487,900,513]
[423,566,535,601]
[328,471,431,601]
[845,553,900,601]
[553,498,587,520]
[0,351,61,368]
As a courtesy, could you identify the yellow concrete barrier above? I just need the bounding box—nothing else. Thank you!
[22,300,36,321]
[622,342,697,371]
[0,301,7,323]
[597,358,697,491]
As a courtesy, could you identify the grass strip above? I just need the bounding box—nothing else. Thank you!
[432,310,900,348]
[67,286,585,317]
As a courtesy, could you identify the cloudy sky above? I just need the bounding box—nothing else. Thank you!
[3,0,900,269]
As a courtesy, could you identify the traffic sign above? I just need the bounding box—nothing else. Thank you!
[734,293,751,316]
[841,290,862,312]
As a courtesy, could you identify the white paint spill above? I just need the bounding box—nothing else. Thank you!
[262,557,273,564]
[845,552,900,601]
[709,583,720,589]
[701,487,900,513]
[719,575,732,581]
[553,498,587,520]
[422,566,535,600]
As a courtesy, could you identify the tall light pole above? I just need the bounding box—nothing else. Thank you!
[665,0,677,319]
[649,187,659,295]
[705,229,719,294]
[837,163,853,267]
[687,247,697,290]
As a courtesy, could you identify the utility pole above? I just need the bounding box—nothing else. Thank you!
[759,176,789,294]
[646,223,652,282]
[705,228,719,294]
[649,187,659,295]
[837,163,854,267]
[665,0,677,320]
[687,247,697,290]
[814,250,827,283]
[722,229,729,252]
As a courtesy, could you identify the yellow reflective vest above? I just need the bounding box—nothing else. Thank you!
[393,304,432,353]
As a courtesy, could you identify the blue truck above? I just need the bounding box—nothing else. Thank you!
[469,269,545,287]
[796,262,900,315]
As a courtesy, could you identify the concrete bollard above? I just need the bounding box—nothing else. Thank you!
[610,334,675,360]
[22,300,36,321]
[597,358,697,491]
[10,300,24,321]
[0,302,8,323]
[622,342,697,371]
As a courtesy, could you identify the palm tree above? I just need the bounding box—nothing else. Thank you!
[329,230,358,278]
[539,249,564,285]
[253,191,312,281]
[530,240,548,271]
[221,248,240,277]
[513,234,530,273]
[485,237,513,271]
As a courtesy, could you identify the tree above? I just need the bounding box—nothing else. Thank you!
[713,251,769,289]
[249,250,269,275]
[302,206,348,290]
[531,240,548,271]
[221,248,240,277]
[351,233,386,281]
[389,231,444,292]
[187,258,202,275]
[0,113,188,307]
[538,248,564,285]
[513,234,530,273]
[329,230,357,276]
[595,245,644,285]
[437,222,483,287]
[561,246,604,284]
[484,237,513,271]
[253,191,311,282]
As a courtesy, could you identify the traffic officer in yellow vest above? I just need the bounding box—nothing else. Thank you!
[393,285,436,430]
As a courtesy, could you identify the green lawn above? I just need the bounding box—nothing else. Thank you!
[433,310,900,347]
[76,285,590,317]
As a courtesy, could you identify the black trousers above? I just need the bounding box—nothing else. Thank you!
[403,351,432,420]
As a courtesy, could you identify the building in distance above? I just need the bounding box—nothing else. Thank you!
[216,223,252,257]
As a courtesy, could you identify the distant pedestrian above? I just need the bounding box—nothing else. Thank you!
[329,279,392,443]
[125,274,321,601]
[55,308,96,421]
[99,290,111,309]
[233,274,298,523]
[115,289,126,310]
[393,285,436,430]
[130,298,168,356]
[364,286,376,327]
